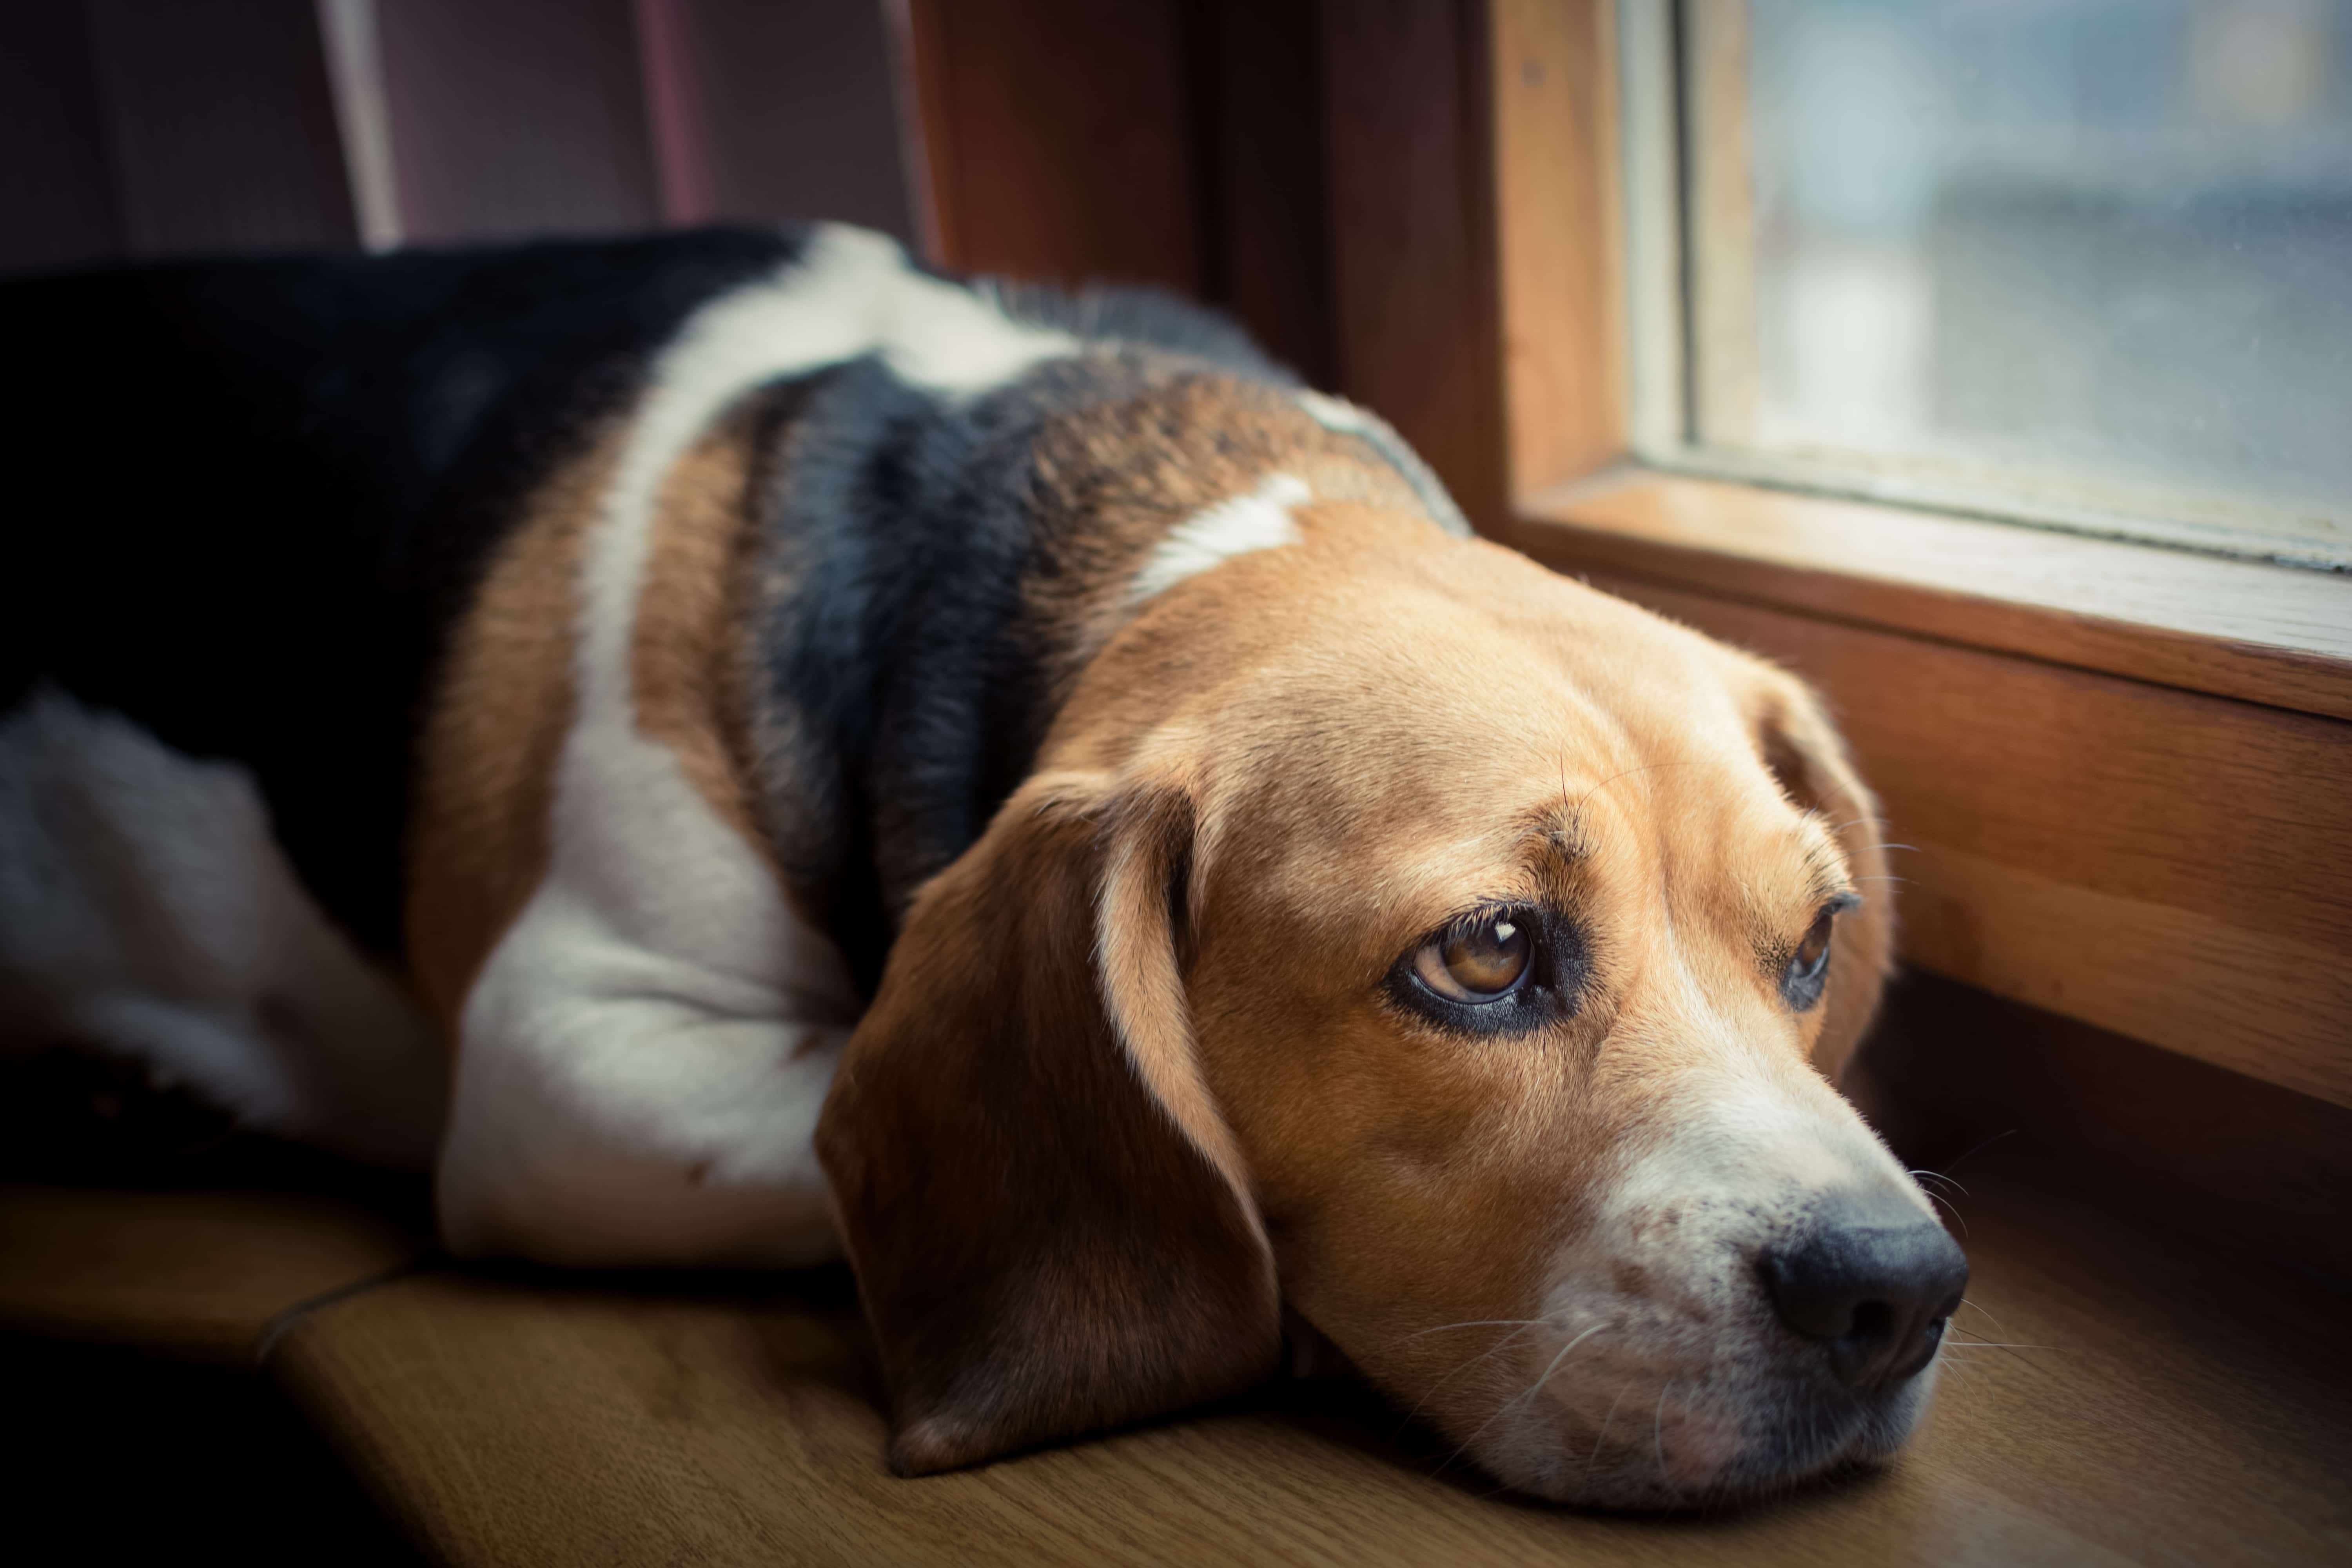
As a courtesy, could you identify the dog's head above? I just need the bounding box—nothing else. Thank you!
[815,508,1960,1506]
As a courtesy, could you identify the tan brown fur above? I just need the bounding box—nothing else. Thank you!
[406,431,617,1032]
[408,398,795,1039]
[1019,374,1427,699]
[626,400,773,855]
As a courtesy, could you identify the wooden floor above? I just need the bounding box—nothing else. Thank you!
[6,1144,2345,1565]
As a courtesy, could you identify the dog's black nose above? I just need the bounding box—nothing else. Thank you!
[1762,1197,1968,1391]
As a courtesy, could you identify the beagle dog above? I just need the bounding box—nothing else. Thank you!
[0,223,1963,1506]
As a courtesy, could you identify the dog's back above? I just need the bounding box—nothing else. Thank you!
[0,224,1316,1176]
[0,229,804,953]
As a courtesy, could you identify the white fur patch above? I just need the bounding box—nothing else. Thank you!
[1131,472,1313,603]
[1297,390,1374,435]
[0,690,444,1167]
[436,223,1078,1268]
[1295,389,1474,538]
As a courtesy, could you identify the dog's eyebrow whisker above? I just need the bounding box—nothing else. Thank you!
[1570,758,1693,817]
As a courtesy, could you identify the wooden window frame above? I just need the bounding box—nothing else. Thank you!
[1323,0,2351,1114]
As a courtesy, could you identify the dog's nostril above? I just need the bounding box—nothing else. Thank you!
[1762,1202,1969,1392]
[1847,1297,1893,1345]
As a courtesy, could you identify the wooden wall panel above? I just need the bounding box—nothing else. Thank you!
[897,0,1334,382]
[1572,567,2352,1109]
[1321,0,1508,528]
[1855,971,2352,1285]
[900,0,1199,292]
[1188,0,1335,386]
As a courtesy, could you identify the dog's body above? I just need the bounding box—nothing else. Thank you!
[0,225,1961,1506]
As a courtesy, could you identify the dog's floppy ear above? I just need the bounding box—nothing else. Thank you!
[814,765,1279,1475]
[1752,675,1897,1081]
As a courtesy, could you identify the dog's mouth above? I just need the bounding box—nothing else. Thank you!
[1469,1354,1941,1510]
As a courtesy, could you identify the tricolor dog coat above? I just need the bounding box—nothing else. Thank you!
[0,224,1963,1505]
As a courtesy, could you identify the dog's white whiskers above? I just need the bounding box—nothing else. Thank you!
[1947,1336,2049,1349]
[1514,1323,1609,1409]
[1958,1296,2008,1332]
[1651,1382,1680,1503]
[1910,1168,1971,1198]
[1919,1189,1969,1235]
[1426,1321,1608,1479]
[1397,1318,1545,1342]
[1396,1319,1550,1434]
[1583,1377,1635,1486]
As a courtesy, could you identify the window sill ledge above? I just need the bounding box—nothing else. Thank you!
[1504,469,2352,722]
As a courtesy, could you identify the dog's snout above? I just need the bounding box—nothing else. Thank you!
[1762,1198,1968,1392]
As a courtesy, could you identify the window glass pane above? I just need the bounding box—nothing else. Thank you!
[1690,0,2352,563]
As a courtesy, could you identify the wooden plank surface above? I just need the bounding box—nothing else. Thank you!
[0,1186,425,1360]
[1564,568,2352,1109]
[1515,475,2352,721]
[267,1148,2352,1565]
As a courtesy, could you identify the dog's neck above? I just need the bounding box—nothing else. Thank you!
[727,347,1461,998]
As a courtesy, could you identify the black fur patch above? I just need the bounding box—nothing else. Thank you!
[741,332,1294,998]
[0,227,808,954]
[3,228,1356,1000]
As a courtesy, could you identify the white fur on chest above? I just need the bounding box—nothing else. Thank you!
[435,225,1078,1267]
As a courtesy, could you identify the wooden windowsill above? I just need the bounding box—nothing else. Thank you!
[1504,469,2352,721]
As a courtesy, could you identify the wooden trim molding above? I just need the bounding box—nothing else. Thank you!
[1510,473,2352,722]
[1488,0,1626,497]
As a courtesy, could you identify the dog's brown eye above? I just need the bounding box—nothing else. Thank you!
[1782,899,1851,1010]
[1794,911,1833,974]
[1414,916,1531,1003]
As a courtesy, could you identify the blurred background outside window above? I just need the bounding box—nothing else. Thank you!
[1663,0,2352,568]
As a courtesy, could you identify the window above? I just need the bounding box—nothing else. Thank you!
[1626,0,2352,568]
